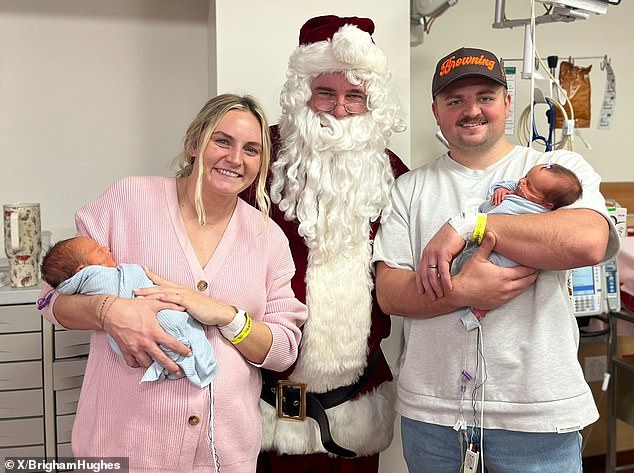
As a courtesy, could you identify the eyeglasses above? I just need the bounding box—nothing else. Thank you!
[312,96,368,114]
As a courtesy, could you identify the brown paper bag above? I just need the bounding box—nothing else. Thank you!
[554,61,592,129]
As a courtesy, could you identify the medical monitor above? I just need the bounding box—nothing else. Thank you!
[571,258,621,317]
[571,265,603,316]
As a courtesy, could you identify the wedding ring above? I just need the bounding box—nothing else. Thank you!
[428,264,438,269]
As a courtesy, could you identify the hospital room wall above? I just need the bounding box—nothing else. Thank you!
[409,1,634,183]
[0,3,629,240]
[4,1,629,236]
[0,0,411,236]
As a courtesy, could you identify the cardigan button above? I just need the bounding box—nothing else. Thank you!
[188,415,200,426]
[197,280,208,291]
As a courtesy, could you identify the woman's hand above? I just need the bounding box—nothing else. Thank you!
[102,296,191,373]
[138,269,278,364]
[136,268,235,326]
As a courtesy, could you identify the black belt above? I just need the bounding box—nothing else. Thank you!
[260,350,383,458]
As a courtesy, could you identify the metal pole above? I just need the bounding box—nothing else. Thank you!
[494,0,506,24]
[607,311,617,473]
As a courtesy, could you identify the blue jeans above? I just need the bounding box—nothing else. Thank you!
[401,417,583,473]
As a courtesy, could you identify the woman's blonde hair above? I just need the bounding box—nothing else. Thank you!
[173,94,271,225]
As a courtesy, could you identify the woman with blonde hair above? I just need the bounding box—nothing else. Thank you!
[38,94,307,473]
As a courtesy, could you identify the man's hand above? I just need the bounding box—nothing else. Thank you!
[102,297,191,373]
[416,222,466,298]
[453,232,539,311]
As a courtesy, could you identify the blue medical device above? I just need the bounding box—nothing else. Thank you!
[531,99,555,151]
[571,259,621,317]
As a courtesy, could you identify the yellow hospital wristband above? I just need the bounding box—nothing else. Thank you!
[229,312,252,344]
[471,213,488,245]
[219,307,253,344]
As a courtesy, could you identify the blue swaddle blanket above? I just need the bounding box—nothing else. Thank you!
[452,183,549,331]
[57,263,218,388]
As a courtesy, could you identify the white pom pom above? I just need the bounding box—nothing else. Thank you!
[331,24,372,66]
[288,23,389,77]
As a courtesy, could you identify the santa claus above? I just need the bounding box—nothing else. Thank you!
[254,15,408,472]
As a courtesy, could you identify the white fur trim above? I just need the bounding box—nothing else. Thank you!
[290,240,373,391]
[260,381,396,456]
[289,24,388,78]
[332,24,372,66]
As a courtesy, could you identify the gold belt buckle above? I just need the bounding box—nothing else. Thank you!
[276,380,307,421]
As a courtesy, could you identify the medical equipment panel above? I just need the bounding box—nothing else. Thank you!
[571,260,621,317]
[571,265,604,316]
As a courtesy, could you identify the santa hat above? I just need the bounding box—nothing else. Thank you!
[288,15,389,79]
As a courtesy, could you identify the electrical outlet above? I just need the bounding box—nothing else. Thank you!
[584,355,607,382]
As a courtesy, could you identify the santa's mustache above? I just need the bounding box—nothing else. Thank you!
[312,111,377,152]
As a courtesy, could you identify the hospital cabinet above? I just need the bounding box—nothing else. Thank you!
[0,285,89,469]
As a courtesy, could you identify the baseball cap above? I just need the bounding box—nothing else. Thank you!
[432,47,507,98]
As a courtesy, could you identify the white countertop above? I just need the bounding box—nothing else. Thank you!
[0,280,42,305]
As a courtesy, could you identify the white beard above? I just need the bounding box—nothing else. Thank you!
[263,106,398,456]
[270,107,395,265]
[269,105,396,388]
[291,239,373,391]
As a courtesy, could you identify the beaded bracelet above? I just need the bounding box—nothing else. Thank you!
[98,295,118,329]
